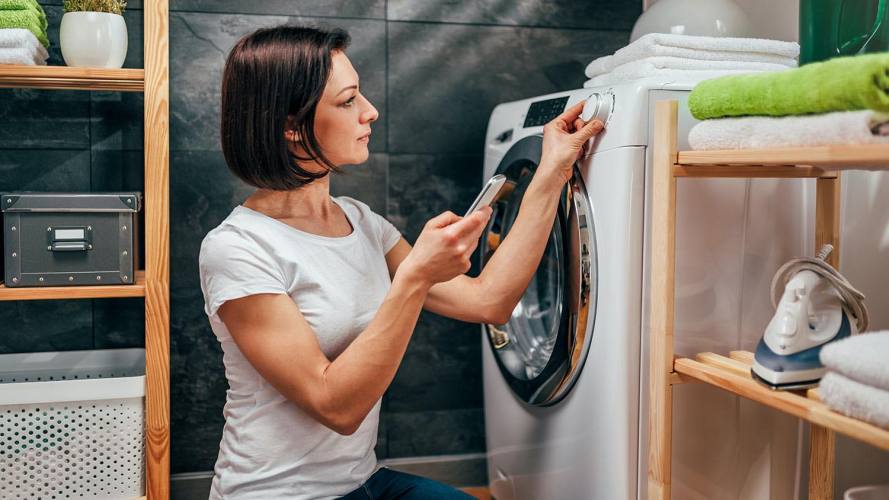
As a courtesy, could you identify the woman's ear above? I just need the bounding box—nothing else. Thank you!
[284,129,301,143]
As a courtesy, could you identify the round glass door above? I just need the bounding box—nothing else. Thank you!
[481,135,597,406]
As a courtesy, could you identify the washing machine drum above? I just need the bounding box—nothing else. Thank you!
[481,134,597,406]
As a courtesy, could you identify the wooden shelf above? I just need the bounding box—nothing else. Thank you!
[674,351,889,453]
[0,65,144,92]
[0,271,145,301]
[676,144,889,171]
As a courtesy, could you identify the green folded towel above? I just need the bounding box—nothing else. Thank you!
[0,10,48,47]
[688,53,889,119]
[0,0,42,12]
[0,0,46,29]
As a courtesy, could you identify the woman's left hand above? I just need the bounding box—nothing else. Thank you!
[539,100,605,185]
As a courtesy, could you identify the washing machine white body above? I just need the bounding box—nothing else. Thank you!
[481,79,806,500]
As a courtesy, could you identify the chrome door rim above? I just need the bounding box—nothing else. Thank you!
[481,135,597,406]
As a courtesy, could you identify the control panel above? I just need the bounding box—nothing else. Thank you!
[523,96,569,127]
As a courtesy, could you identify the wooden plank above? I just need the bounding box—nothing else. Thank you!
[0,65,144,92]
[674,357,889,452]
[0,271,145,300]
[678,144,889,168]
[816,177,841,267]
[670,372,698,385]
[808,425,836,500]
[647,100,678,500]
[144,0,171,498]
[674,165,835,178]
[694,352,750,378]
[728,350,754,365]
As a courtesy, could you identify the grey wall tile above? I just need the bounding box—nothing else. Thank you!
[93,298,145,348]
[386,408,485,458]
[0,149,91,191]
[388,311,483,413]
[170,286,228,473]
[387,153,481,239]
[388,0,641,31]
[171,0,384,19]
[387,22,629,154]
[91,150,144,192]
[170,149,253,292]
[170,12,386,153]
[0,301,93,353]
[0,90,89,149]
[330,153,388,215]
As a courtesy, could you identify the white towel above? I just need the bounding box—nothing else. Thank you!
[820,331,889,392]
[585,33,799,78]
[0,47,47,65]
[0,29,48,61]
[583,57,787,87]
[688,111,889,152]
[820,372,889,430]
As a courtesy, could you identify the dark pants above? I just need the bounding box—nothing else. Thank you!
[339,468,475,499]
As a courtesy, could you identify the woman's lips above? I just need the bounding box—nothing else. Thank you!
[358,132,371,143]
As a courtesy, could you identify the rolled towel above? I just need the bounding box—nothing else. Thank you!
[0,28,48,60]
[819,372,889,430]
[689,53,889,119]
[0,9,47,47]
[0,46,46,65]
[585,33,799,78]
[688,110,889,152]
[820,331,889,392]
[584,57,786,88]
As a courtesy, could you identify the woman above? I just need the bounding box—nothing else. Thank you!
[199,25,603,499]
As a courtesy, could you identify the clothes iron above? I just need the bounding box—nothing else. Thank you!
[752,244,869,390]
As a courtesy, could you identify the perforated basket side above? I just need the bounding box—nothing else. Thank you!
[0,397,145,499]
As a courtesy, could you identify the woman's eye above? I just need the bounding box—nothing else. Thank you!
[343,96,356,107]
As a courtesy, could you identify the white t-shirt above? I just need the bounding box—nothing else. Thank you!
[198,196,402,500]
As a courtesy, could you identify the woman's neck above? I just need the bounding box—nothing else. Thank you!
[244,175,335,221]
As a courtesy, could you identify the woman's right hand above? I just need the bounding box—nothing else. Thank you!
[399,207,493,287]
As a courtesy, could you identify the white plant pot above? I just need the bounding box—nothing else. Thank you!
[60,11,128,68]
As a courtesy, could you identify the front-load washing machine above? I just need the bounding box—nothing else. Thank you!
[480,79,807,499]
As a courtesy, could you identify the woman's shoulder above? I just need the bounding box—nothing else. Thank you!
[199,207,268,263]
[334,195,384,225]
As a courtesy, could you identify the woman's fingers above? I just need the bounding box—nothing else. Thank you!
[575,119,604,142]
[556,100,585,124]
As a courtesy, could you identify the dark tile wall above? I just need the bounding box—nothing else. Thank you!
[0,0,639,477]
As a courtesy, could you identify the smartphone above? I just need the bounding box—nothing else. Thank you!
[465,174,506,217]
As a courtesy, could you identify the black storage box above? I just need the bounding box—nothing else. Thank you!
[1,192,141,287]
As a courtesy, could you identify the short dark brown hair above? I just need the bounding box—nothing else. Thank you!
[220,25,351,190]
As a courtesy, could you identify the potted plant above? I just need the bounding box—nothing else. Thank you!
[60,0,128,68]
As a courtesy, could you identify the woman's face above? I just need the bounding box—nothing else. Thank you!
[298,50,378,168]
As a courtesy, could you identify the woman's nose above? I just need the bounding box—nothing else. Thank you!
[361,95,379,124]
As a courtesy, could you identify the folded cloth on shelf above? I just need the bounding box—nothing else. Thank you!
[688,110,889,150]
[0,0,42,11]
[689,53,889,119]
[820,331,889,392]
[584,58,787,88]
[819,372,889,430]
[0,28,48,59]
[0,9,47,47]
[0,46,46,65]
[585,33,799,78]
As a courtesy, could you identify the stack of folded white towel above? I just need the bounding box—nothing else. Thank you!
[819,331,889,430]
[584,33,798,88]
[0,28,47,65]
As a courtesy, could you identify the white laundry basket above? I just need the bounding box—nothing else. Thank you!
[0,348,145,499]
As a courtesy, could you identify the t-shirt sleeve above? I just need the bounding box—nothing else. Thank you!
[378,214,403,253]
[199,229,288,318]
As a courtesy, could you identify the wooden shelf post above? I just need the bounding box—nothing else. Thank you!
[144,0,171,498]
[648,100,679,500]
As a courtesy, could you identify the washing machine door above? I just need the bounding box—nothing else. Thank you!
[481,134,597,406]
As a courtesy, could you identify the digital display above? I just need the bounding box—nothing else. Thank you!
[523,96,569,128]
[55,228,85,240]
